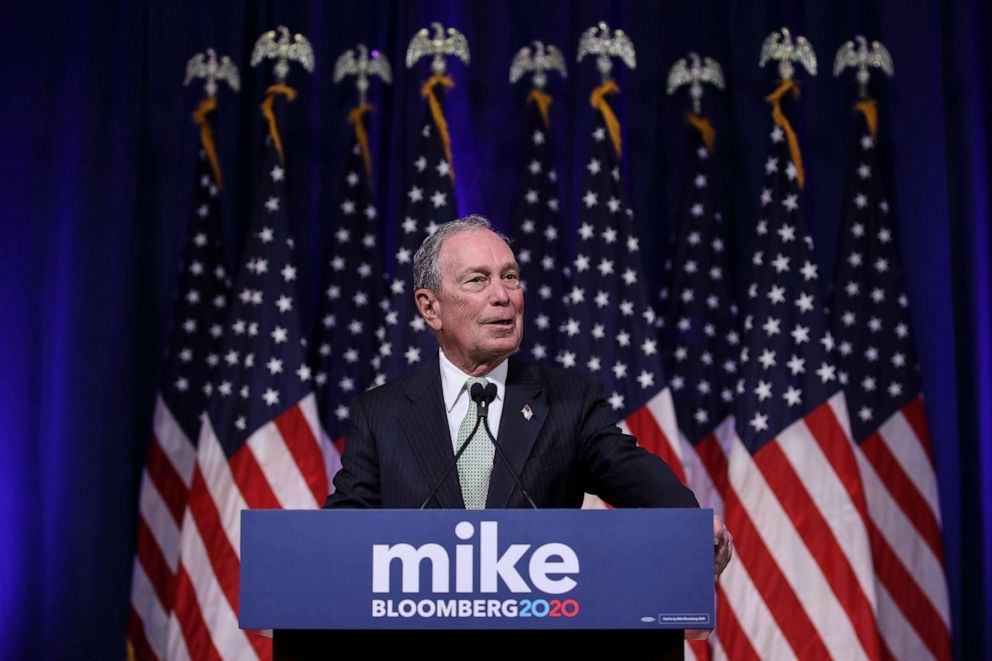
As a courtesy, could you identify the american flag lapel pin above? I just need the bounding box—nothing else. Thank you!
[521,405,533,421]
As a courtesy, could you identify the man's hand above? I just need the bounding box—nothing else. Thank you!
[713,514,733,577]
[686,516,733,641]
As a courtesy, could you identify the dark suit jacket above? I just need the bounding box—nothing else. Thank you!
[323,354,698,509]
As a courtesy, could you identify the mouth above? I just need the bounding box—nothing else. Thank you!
[484,318,515,327]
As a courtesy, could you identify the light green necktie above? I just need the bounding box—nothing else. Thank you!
[456,377,495,509]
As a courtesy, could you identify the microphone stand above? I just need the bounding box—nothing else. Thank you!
[474,383,539,510]
[418,382,539,510]
[418,414,484,509]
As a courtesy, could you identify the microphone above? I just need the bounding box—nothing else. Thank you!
[469,382,497,414]
[470,382,538,510]
[418,386,492,509]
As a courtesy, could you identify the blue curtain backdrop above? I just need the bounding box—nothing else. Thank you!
[1,0,988,657]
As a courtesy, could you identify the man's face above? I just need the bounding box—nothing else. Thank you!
[417,228,524,373]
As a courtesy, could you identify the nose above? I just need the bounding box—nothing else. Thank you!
[489,280,510,305]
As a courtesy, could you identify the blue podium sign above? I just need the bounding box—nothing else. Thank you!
[240,509,714,631]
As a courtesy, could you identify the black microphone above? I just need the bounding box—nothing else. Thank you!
[469,382,497,414]
[470,382,539,510]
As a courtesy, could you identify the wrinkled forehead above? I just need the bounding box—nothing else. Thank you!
[438,229,517,277]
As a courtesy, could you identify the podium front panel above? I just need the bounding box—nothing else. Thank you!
[241,508,714,631]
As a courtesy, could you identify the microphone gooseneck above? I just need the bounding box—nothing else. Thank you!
[418,413,484,510]
[421,379,537,510]
[421,384,492,509]
[470,382,538,510]
[480,414,539,510]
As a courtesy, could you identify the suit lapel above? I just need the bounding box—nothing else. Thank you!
[486,358,548,508]
[399,354,465,509]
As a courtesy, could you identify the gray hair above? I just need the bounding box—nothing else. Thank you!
[412,215,512,292]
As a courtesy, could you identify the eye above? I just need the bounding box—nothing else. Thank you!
[503,272,521,288]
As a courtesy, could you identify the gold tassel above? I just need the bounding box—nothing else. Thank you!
[191,96,223,188]
[347,103,374,179]
[854,99,879,139]
[260,84,297,165]
[765,79,805,189]
[421,74,456,181]
[527,89,553,128]
[589,80,622,156]
[687,113,716,152]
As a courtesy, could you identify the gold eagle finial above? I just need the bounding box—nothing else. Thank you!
[576,21,636,83]
[184,48,240,97]
[333,44,392,105]
[250,26,315,83]
[759,27,817,80]
[834,35,894,98]
[509,40,567,89]
[666,52,724,114]
[405,22,470,75]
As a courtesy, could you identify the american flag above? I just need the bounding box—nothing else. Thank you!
[830,101,951,660]
[166,90,334,660]
[556,82,682,498]
[312,104,386,445]
[725,87,883,659]
[128,106,232,661]
[657,117,742,659]
[659,117,739,455]
[379,77,458,378]
[510,91,568,365]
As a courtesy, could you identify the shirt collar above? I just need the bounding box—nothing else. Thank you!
[439,348,508,413]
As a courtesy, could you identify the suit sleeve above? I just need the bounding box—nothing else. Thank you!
[574,375,699,508]
[322,394,382,509]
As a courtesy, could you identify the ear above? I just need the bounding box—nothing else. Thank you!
[415,288,443,331]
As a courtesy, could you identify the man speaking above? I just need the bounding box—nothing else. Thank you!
[324,216,731,574]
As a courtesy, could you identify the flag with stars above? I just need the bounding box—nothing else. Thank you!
[128,101,232,661]
[312,104,387,444]
[168,88,334,661]
[724,84,883,659]
[658,116,739,458]
[379,77,458,378]
[555,82,681,496]
[830,101,950,660]
[510,91,567,365]
[657,116,745,660]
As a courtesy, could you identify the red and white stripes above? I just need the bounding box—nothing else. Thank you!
[625,388,712,661]
[131,394,336,660]
[587,384,950,660]
[852,395,951,660]
[641,392,905,660]
[128,398,195,660]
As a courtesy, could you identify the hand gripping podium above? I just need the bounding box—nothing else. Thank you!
[241,509,714,660]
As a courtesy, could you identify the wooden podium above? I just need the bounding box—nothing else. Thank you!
[240,509,713,660]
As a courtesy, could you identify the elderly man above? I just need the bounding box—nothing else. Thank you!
[324,215,731,575]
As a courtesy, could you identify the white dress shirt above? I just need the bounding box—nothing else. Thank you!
[438,348,507,453]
